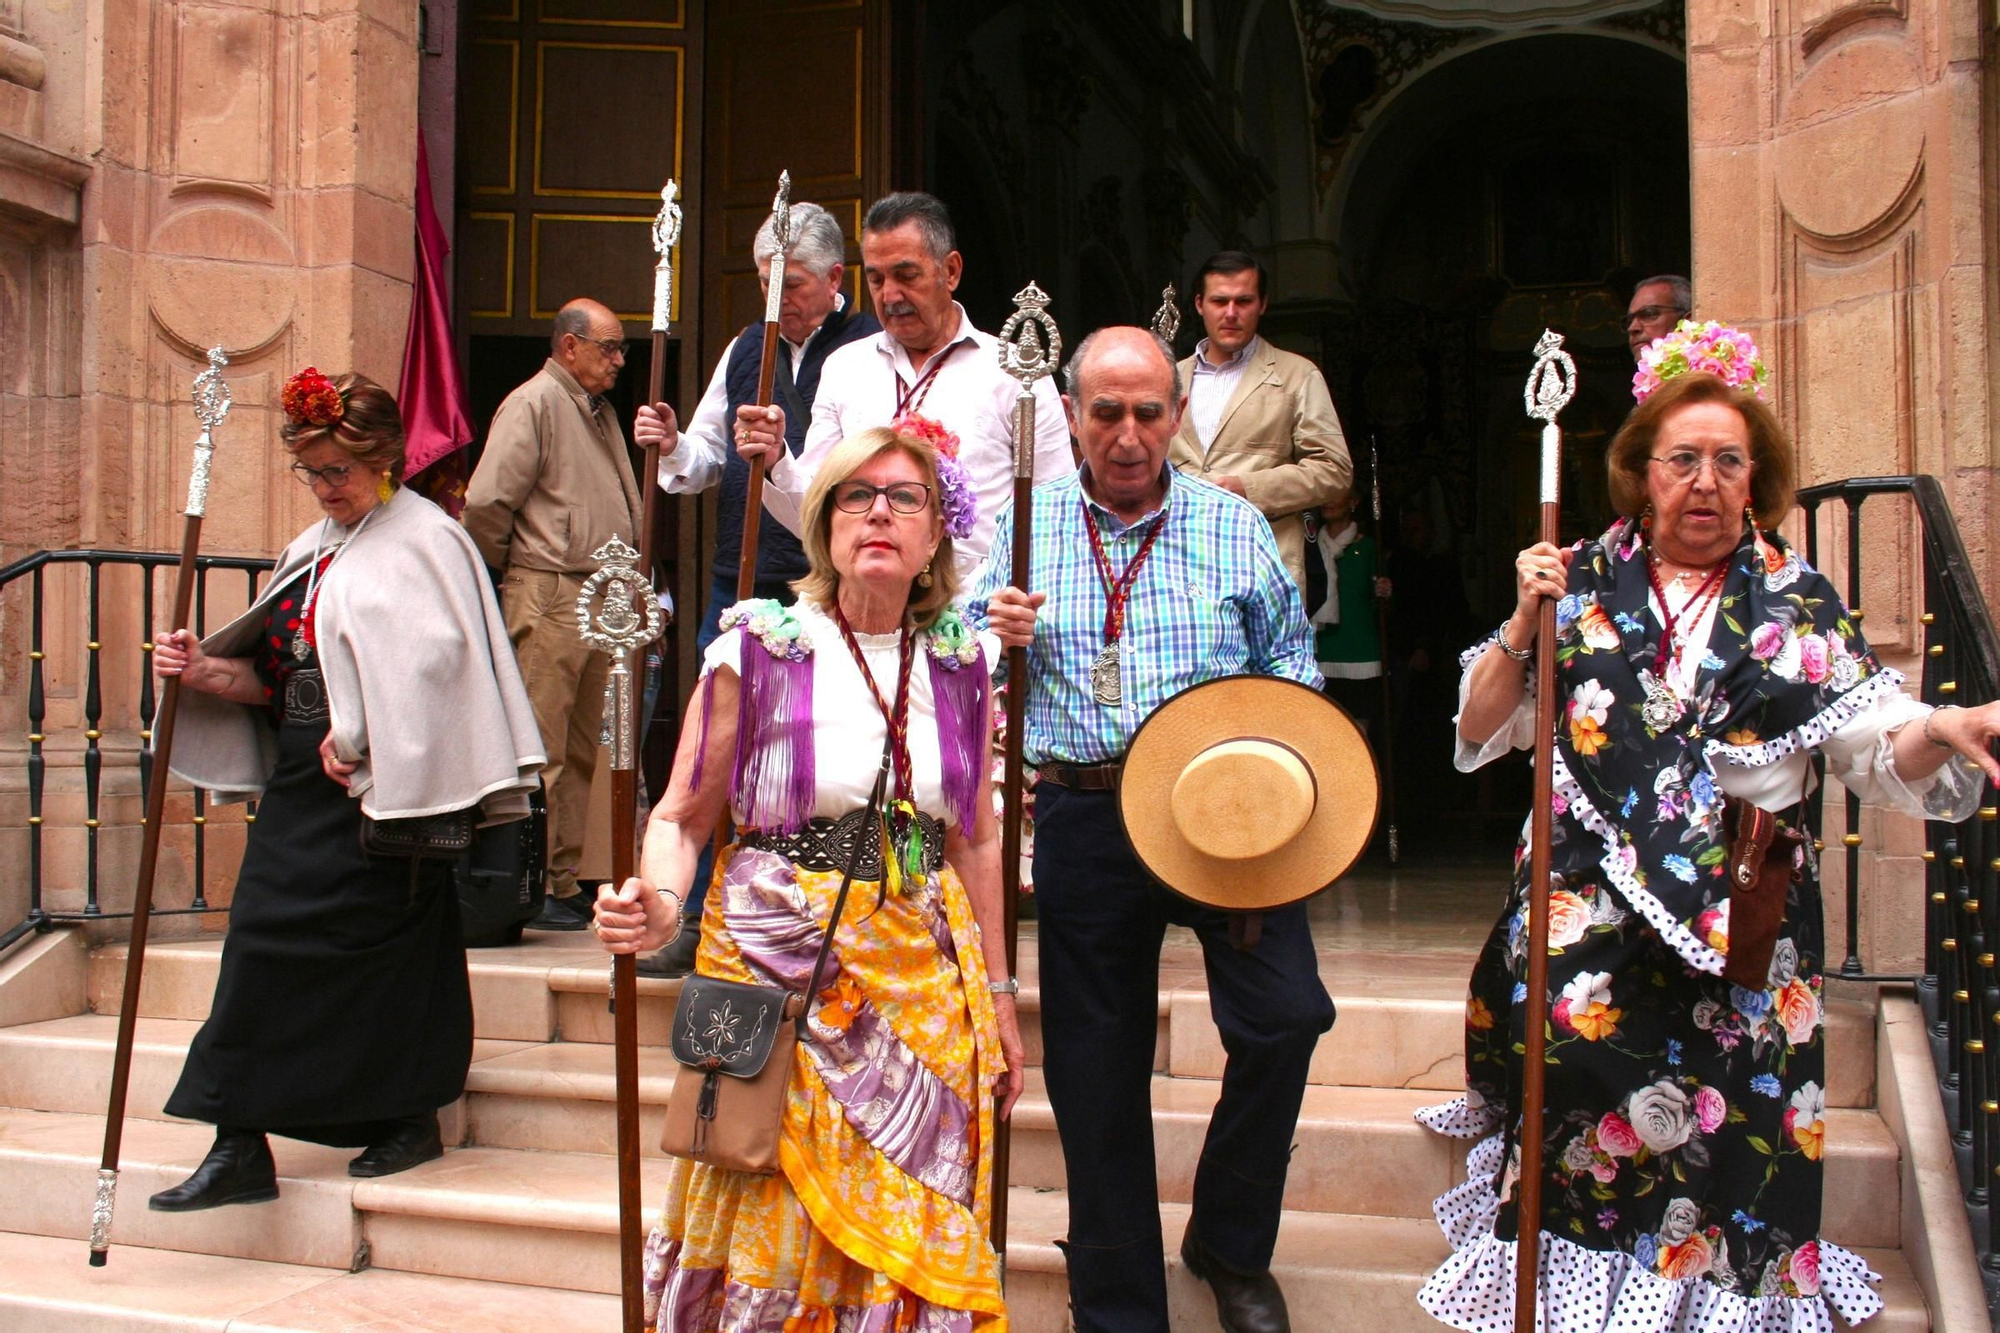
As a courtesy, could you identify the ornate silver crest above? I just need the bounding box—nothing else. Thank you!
[762,170,792,326]
[184,345,232,519]
[1150,283,1180,344]
[650,179,683,333]
[998,281,1062,478]
[575,536,665,772]
[1524,329,1578,423]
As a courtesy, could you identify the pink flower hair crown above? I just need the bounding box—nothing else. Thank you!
[1632,320,1770,404]
[890,411,977,540]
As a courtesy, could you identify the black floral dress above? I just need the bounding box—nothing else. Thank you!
[1417,521,1978,1332]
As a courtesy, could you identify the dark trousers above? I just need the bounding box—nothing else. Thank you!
[683,570,796,917]
[1032,783,1334,1333]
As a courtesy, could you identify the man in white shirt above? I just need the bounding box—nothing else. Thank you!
[733,191,1074,572]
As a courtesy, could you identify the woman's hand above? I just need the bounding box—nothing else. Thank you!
[317,733,359,789]
[634,402,678,451]
[153,629,219,692]
[984,587,1045,650]
[733,404,786,468]
[1509,541,1574,647]
[1922,701,2000,785]
[991,992,1025,1120]
[593,877,683,955]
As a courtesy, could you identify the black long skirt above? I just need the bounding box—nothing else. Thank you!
[164,701,473,1146]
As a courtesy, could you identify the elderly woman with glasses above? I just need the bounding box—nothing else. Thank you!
[146,369,544,1212]
[593,424,1022,1332]
[1418,324,2000,1331]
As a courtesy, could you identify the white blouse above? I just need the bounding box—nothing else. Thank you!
[1455,582,1982,821]
[703,600,999,823]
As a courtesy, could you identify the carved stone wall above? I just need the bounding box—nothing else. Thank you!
[1689,0,1998,972]
[0,0,419,935]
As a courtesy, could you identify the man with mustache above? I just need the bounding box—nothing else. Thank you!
[734,191,1075,571]
[629,200,880,977]
[1170,251,1351,594]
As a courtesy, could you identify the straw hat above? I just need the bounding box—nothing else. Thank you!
[1118,676,1378,911]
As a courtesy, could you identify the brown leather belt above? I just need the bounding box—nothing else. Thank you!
[1037,759,1125,792]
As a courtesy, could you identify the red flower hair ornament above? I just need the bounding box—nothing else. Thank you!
[281,367,345,427]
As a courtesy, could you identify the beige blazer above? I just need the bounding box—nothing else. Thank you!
[1172,339,1352,590]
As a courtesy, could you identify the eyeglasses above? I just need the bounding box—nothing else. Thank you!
[832,480,933,515]
[291,461,356,488]
[586,335,629,359]
[1625,305,1689,328]
[1649,450,1751,483]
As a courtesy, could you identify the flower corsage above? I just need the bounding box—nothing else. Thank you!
[924,605,982,671]
[720,598,811,661]
[1632,320,1769,403]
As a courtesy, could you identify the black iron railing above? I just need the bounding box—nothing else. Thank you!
[0,548,274,953]
[1795,476,2000,1317]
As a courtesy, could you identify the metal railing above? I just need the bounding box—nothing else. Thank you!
[0,548,274,953]
[1795,476,2000,1318]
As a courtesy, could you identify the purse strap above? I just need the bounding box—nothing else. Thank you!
[796,734,894,1041]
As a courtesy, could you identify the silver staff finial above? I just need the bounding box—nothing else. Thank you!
[650,180,683,333]
[183,346,232,519]
[1151,284,1180,344]
[999,281,1061,386]
[770,170,793,252]
[1524,329,1578,423]
[576,535,665,773]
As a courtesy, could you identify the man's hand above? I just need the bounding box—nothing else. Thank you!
[1210,474,1247,498]
[985,587,1045,649]
[634,402,678,451]
[734,404,786,466]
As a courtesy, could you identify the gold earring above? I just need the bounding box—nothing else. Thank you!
[916,561,934,589]
[1640,502,1653,534]
[1744,503,1756,531]
[377,472,393,503]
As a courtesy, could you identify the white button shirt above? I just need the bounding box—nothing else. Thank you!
[764,302,1074,571]
[1187,335,1258,455]
[658,296,847,495]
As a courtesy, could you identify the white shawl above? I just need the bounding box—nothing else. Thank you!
[171,488,547,823]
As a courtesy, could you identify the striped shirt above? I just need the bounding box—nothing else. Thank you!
[964,467,1318,765]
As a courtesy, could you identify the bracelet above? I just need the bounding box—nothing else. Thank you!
[1494,619,1533,663]
[989,977,1019,996]
[1923,704,1961,749]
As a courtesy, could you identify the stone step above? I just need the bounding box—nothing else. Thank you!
[0,1228,620,1330]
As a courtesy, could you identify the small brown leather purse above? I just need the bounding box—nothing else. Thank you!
[659,742,890,1174]
[1719,796,1805,988]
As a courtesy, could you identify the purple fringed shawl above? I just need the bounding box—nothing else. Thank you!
[927,643,989,835]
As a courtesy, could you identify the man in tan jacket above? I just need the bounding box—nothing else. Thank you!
[463,297,643,928]
[1171,252,1351,592]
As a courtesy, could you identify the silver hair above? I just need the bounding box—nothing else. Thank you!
[550,303,594,352]
[862,192,955,264]
[755,202,846,279]
[1635,273,1693,316]
[1063,327,1182,404]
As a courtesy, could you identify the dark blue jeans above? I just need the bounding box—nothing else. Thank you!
[1031,783,1334,1333]
[682,570,796,919]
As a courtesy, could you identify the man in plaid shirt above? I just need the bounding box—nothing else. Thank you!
[969,327,1333,1333]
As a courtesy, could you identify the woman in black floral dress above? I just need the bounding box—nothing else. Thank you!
[1420,324,2000,1331]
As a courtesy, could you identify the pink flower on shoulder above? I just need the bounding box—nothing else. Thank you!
[1788,1240,1822,1295]
[1798,634,1830,684]
[1596,1111,1643,1158]
[1694,1085,1727,1134]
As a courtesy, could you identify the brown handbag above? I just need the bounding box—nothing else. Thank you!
[1719,796,1805,988]
[659,742,890,1174]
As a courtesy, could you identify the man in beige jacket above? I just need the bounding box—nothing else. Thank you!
[1171,251,1351,592]
[463,297,643,928]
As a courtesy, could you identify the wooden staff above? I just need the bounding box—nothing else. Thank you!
[638,179,682,609]
[1515,330,1577,1329]
[1369,436,1399,865]
[992,281,1061,1258]
[90,347,233,1267]
[577,538,665,1333]
[737,170,792,600]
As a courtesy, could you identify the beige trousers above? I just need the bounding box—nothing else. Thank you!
[501,567,607,901]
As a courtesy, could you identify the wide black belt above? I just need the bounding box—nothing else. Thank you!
[1036,759,1125,792]
[742,808,945,880]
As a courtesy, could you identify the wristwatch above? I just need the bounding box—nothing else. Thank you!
[989,977,1019,996]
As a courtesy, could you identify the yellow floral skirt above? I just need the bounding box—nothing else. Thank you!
[641,844,1008,1332]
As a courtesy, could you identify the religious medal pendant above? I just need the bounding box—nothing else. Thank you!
[1642,676,1682,732]
[290,627,310,662]
[1090,640,1123,707]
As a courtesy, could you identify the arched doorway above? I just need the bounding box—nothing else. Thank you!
[1329,32,1691,848]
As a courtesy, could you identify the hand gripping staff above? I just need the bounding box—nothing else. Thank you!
[90,347,233,1266]
[737,170,792,600]
[991,281,1061,1260]
[1370,436,1399,866]
[575,537,667,1333]
[1514,329,1578,1329]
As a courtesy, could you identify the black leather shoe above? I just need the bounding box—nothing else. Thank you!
[528,893,592,931]
[148,1131,278,1211]
[635,919,700,978]
[348,1114,444,1178]
[1180,1220,1290,1333]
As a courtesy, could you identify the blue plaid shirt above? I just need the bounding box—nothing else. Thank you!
[964,467,1318,765]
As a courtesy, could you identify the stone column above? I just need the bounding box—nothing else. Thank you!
[1688,0,1997,971]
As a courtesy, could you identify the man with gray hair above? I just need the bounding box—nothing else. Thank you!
[631,200,879,974]
[1626,272,1692,361]
[733,190,1074,572]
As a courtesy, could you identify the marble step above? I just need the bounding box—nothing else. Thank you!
[83,938,1875,1104]
[0,1228,620,1331]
